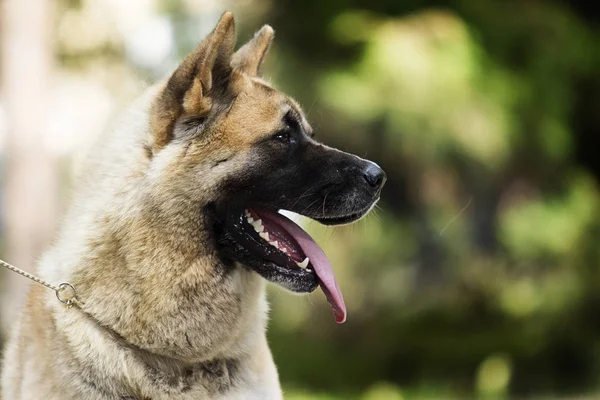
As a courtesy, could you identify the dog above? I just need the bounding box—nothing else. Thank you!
[1,12,385,399]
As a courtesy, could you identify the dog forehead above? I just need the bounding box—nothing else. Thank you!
[221,78,310,144]
[285,95,313,134]
[249,78,311,128]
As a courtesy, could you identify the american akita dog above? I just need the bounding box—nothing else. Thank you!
[1,12,385,400]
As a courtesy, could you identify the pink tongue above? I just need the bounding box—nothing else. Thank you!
[254,210,347,324]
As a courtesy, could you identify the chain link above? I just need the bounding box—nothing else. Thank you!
[0,258,82,307]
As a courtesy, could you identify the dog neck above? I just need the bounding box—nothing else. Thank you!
[68,296,245,397]
[40,87,270,365]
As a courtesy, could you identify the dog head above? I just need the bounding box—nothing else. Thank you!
[148,12,385,323]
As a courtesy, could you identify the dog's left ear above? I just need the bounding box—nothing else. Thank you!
[231,25,274,77]
[150,12,236,152]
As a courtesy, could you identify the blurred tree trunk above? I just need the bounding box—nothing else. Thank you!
[1,0,58,334]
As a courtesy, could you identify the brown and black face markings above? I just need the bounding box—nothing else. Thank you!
[150,11,386,319]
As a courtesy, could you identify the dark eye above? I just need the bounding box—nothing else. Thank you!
[272,130,295,144]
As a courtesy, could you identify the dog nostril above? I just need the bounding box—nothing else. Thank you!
[363,164,386,189]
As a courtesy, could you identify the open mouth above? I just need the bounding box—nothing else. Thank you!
[217,207,367,324]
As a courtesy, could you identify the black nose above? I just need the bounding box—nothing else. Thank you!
[363,163,386,191]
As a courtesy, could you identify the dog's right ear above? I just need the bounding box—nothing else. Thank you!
[150,12,236,152]
[231,25,274,77]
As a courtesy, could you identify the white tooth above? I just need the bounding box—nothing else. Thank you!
[281,247,289,254]
[270,240,278,248]
[296,257,309,269]
[247,216,254,223]
[255,224,264,233]
[259,232,270,241]
[251,219,262,229]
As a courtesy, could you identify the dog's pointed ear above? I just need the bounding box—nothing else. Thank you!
[150,11,236,151]
[231,25,274,77]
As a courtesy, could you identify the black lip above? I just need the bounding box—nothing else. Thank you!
[312,201,377,226]
[314,213,363,226]
[216,208,318,293]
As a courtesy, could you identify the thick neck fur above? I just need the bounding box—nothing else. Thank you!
[39,85,268,364]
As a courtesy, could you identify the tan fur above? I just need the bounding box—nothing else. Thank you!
[0,12,308,399]
[231,26,274,76]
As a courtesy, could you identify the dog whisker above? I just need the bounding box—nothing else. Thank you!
[299,198,321,215]
[321,194,329,218]
[290,188,316,208]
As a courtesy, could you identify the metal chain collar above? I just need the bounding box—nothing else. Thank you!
[0,258,82,308]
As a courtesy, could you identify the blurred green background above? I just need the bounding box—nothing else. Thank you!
[1,0,600,399]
